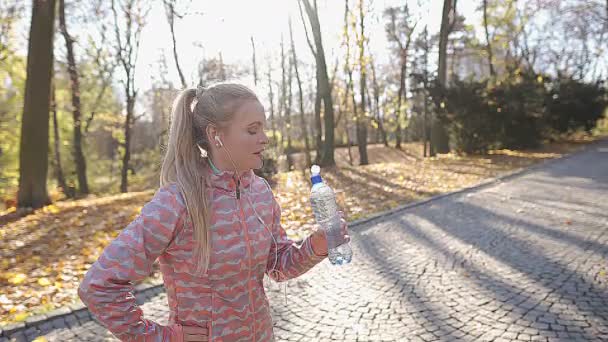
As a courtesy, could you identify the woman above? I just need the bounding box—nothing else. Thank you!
[78,83,350,341]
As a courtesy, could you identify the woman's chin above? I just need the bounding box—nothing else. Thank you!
[252,157,264,170]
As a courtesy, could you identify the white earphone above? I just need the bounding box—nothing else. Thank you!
[214,135,223,147]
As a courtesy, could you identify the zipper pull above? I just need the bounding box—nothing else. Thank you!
[236,179,241,199]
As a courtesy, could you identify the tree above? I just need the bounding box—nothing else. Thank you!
[197,54,243,87]
[368,53,388,147]
[163,0,187,88]
[279,33,295,170]
[432,0,455,155]
[59,0,89,195]
[299,0,336,167]
[111,0,149,193]
[17,0,57,208]
[251,36,258,86]
[279,35,287,154]
[84,0,117,135]
[341,0,356,166]
[356,0,369,165]
[289,17,312,168]
[266,60,277,146]
[286,49,295,170]
[0,1,23,63]
[482,0,495,77]
[50,80,70,197]
[411,26,434,157]
[146,53,175,150]
[384,5,417,149]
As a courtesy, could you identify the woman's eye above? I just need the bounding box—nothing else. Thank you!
[248,130,257,135]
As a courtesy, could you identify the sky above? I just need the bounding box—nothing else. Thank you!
[8,0,482,111]
[134,0,481,93]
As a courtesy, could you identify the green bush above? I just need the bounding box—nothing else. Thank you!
[443,79,496,153]
[546,78,606,134]
[440,71,546,153]
[488,71,546,149]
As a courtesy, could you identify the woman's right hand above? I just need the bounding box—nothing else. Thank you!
[181,325,209,341]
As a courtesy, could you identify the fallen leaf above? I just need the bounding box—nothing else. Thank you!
[8,273,27,285]
[37,278,51,286]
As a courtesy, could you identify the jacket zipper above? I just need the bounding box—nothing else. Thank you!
[236,178,256,341]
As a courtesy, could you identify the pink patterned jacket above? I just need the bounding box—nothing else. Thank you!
[78,166,327,341]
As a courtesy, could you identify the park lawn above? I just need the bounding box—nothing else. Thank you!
[0,134,598,327]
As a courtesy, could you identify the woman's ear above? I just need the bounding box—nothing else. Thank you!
[206,125,217,145]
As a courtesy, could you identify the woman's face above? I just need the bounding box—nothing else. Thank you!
[215,100,269,172]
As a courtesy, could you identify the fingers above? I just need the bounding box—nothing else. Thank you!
[340,219,349,233]
[339,218,350,243]
[344,234,351,243]
[183,326,209,342]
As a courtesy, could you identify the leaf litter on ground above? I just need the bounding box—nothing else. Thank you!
[0,136,599,326]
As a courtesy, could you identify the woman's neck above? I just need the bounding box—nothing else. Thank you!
[207,156,247,176]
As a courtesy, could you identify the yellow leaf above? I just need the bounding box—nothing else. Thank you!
[14,312,29,322]
[33,337,48,342]
[42,205,59,214]
[9,273,27,285]
[38,277,51,286]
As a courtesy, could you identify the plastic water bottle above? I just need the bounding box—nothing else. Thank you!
[310,165,353,265]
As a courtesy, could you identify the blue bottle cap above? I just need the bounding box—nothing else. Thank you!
[311,165,323,185]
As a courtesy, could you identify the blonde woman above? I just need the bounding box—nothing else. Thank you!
[78,83,351,342]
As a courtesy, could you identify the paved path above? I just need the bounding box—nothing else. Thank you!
[6,140,608,341]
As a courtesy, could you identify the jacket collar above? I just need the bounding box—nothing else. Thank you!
[205,158,254,193]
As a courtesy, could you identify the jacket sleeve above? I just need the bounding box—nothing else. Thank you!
[266,195,327,282]
[78,185,186,342]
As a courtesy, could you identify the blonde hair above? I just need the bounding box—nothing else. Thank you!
[160,83,259,275]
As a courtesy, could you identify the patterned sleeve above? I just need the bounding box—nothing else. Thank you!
[78,185,186,342]
[266,195,327,282]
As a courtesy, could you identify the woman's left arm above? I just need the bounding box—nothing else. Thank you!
[265,196,349,282]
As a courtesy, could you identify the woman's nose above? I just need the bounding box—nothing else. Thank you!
[260,130,269,145]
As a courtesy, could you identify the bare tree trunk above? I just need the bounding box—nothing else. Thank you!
[289,18,312,168]
[483,0,495,77]
[395,62,406,149]
[121,95,134,193]
[163,0,186,88]
[59,0,89,195]
[251,36,258,86]
[370,56,388,147]
[365,81,378,144]
[357,0,368,165]
[343,0,357,166]
[279,35,286,154]
[423,26,430,157]
[51,81,70,197]
[17,0,56,208]
[299,1,323,164]
[86,18,116,134]
[218,51,226,81]
[432,0,453,156]
[300,0,336,167]
[266,62,277,147]
[386,5,417,150]
[112,0,147,193]
[285,46,294,171]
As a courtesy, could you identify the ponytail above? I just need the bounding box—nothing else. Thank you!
[160,88,211,275]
